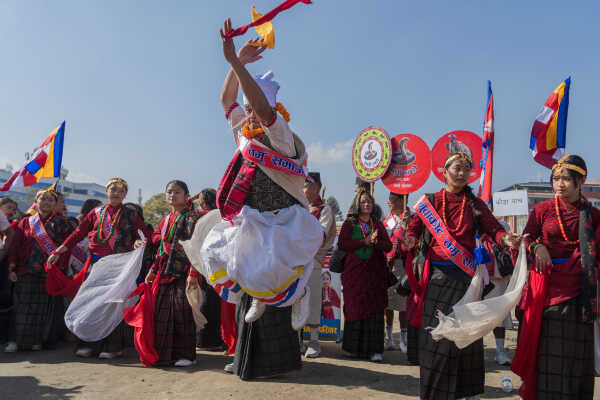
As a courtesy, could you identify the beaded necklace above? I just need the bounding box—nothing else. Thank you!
[96,206,122,243]
[442,189,467,233]
[158,211,185,256]
[554,196,580,245]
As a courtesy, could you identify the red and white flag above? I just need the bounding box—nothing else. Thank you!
[478,81,494,206]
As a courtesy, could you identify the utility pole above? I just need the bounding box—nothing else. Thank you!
[138,188,143,205]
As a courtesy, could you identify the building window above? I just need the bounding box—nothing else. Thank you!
[73,189,88,195]
[63,187,73,193]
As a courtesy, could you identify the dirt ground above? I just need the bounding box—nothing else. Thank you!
[1,328,598,400]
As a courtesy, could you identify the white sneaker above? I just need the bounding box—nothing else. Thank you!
[291,287,311,331]
[4,342,17,353]
[370,353,383,362]
[495,349,512,366]
[223,362,234,373]
[304,340,321,358]
[384,338,394,350]
[299,339,307,354]
[398,338,407,354]
[174,359,195,367]
[98,351,123,359]
[75,347,93,358]
[31,344,42,351]
[244,298,266,323]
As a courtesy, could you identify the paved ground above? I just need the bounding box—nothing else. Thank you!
[1,328,598,400]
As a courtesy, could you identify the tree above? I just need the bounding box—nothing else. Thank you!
[143,193,170,228]
[326,196,343,221]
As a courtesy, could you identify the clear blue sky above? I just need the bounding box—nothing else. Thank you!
[2,1,599,212]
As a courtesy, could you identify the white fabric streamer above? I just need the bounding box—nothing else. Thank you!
[429,241,528,349]
[179,209,223,270]
[64,232,146,342]
[185,285,207,332]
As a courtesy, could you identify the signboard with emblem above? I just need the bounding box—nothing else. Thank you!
[382,133,432,194]
[352,126,392,182]
[431,130,482,184]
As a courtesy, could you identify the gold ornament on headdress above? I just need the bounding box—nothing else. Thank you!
[444,152,473,169]
[35,187,59,201]
[551,154,587,177]
[106,178,128,192]
[248,6,275,49]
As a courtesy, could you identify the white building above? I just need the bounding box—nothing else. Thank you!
[0,166,106,218]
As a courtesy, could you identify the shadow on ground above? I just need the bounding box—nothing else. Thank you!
[0,376,82,400]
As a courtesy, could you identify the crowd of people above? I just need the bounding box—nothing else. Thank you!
[0,18,598,400]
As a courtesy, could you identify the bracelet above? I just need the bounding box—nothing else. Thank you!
[528,242,540,255]
[501,235,508,247]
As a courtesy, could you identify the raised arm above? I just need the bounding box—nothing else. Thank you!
[221,69,240,112]
[220,19,272,122]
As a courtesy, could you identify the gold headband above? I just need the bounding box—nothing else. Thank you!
[106,178,128,192]
[35,188,58,201]
[552,154,587,177]
[444,152,473,169]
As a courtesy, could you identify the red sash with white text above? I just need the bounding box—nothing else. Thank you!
[29,214,58,256]
[413,195,475,277]
[240,139,306,177]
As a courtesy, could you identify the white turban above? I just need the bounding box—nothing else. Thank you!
[243,71,279,108]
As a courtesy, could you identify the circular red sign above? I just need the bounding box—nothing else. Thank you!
[382,134,432,194]
[431,130,482,184]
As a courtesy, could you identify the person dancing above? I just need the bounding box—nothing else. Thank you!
[205,19,322,379]
[142,180,203,367]
[48,178,152,359]
[404,152,518,400]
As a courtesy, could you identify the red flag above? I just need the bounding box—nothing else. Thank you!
[478,81,494,206]
[225,0,311,38]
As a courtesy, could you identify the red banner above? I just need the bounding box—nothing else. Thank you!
[431,130,482,184]
[382,134,431,194]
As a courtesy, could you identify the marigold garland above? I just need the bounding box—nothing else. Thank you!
[241,102,291,139]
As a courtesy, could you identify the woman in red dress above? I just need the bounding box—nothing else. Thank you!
[320,271,340,320]
[513,154,599,400]
[338,190,392,362]
[48,178,151,359]
[7,189,73,351]
[143,180,203,367]
[404,152,517,400]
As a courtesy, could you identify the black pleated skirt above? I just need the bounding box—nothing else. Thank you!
[341,312,385,358]
[419,270,484,400]
[536,296,595,399]
[233,294,301,380]
[13,273,65,348]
